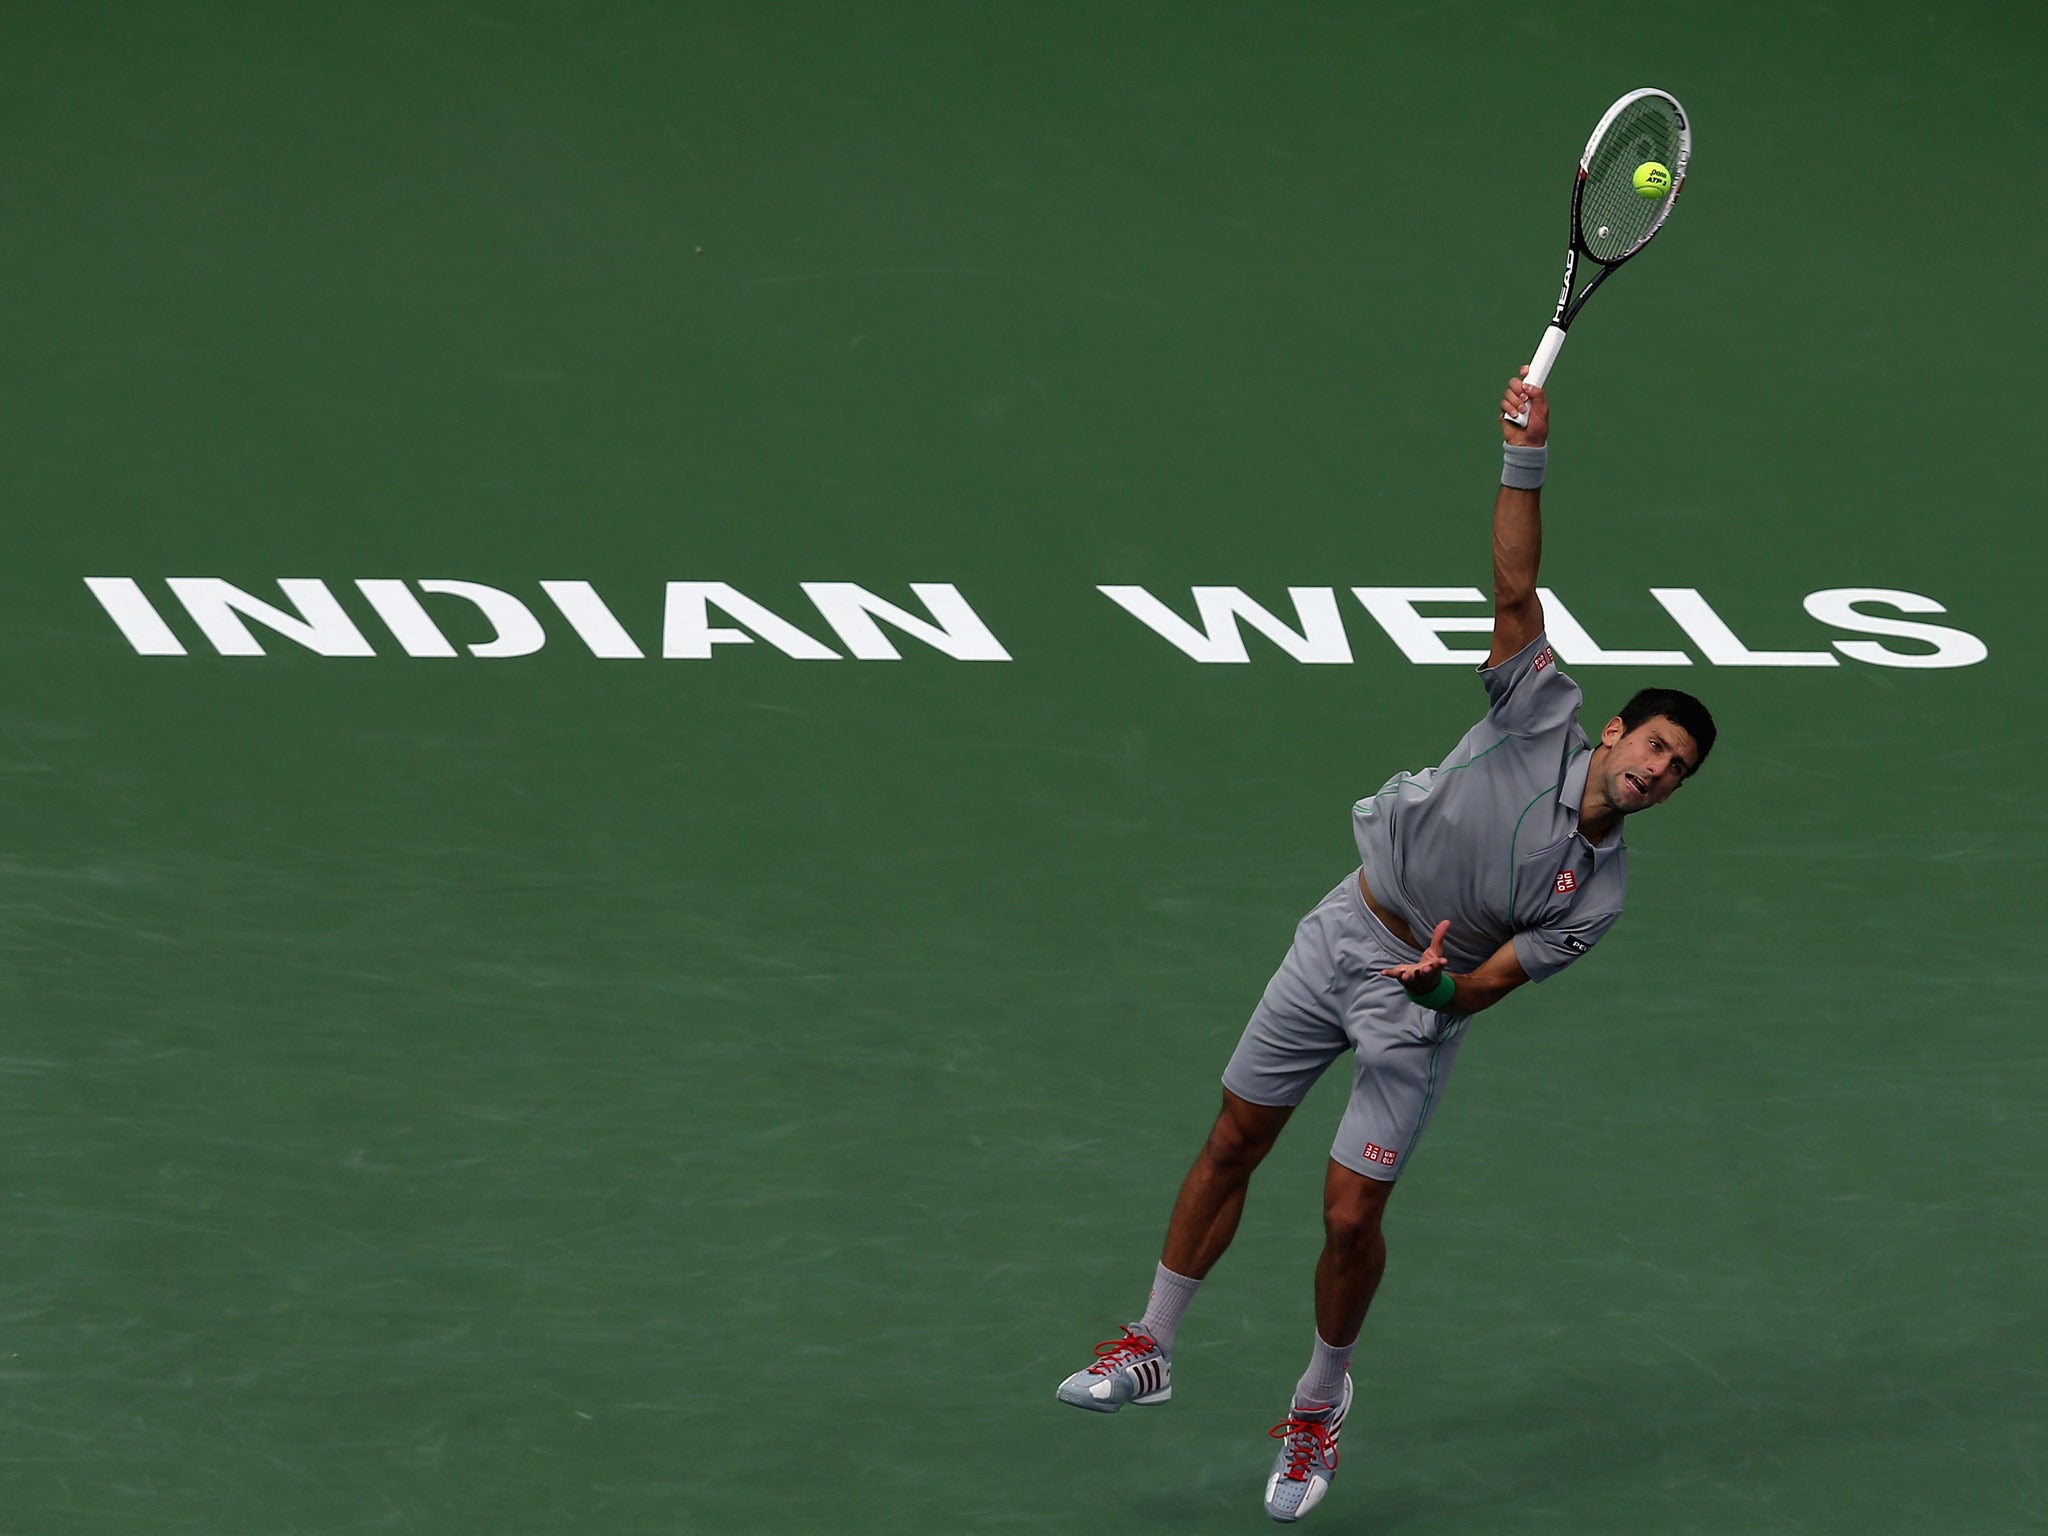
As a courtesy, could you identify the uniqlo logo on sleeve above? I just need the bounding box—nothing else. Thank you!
[1360,1142,1399,1167]
[1533,647,1554,672]
[1554,871,1577,894]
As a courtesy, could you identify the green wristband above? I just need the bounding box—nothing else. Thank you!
[1404,972,1456,1010]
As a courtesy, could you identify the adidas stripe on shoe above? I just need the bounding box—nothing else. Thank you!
[1054,1326,1172,1413]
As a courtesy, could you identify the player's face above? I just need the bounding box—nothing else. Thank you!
[1598,715,1699,813]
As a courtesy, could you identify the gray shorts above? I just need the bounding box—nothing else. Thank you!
[1222,871,1468,1182]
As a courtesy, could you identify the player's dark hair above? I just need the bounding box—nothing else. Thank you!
[1617,688,1717,771]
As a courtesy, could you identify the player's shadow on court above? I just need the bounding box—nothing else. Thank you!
[1336,1330,2028,1531]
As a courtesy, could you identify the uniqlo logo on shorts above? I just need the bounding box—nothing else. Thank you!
[1554,871,1577,894]
[1360,1142,1399,1167]
[1533,647,1554,672]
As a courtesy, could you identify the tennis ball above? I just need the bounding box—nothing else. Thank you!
[1633,161,1672,198]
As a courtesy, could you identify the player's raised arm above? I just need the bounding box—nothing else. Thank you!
[1488,370,1549,667]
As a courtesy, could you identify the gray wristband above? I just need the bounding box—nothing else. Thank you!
[1502,443,1547,490]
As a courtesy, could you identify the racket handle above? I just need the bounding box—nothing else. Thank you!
[1504,325,1568,427]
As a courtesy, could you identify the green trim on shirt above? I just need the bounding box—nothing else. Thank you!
[1506,746,1593,911]
[1506,781,1560,911]
[1354,731,1513,814]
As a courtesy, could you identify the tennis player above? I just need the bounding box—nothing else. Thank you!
[1054,372,1717,1522]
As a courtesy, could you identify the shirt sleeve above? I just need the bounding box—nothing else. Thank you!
[1478,631,1583,739]
[1513,908,1620,983]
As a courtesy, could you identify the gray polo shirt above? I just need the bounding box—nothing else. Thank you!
[1351,631,1626,982]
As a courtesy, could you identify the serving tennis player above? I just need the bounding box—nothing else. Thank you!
[1054,372,1718,1523]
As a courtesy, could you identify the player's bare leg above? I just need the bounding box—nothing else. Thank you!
[1160,1090,1294,1278]
[1312,1161,1393,1346]
[1055,1091,1292,1412]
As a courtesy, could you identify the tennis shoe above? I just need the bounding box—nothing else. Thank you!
[1263,1373,1352,1522]
[1054,1325,1171,1412]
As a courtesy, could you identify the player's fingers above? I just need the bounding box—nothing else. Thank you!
[1518,365,1530,379]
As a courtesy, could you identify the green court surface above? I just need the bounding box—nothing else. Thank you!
[3,3,2044,1532]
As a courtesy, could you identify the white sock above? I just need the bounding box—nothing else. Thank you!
[1136,1262,1201,1354]
[1293,1331,1354,1409]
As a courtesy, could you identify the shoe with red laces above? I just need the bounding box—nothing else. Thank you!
[1054,1325,1171,1412]
[1262,1373,1351,1521]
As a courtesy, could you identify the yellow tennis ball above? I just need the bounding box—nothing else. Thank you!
[1633,161,1672,198]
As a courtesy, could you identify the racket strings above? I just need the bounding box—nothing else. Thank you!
[1580,96,1684,262]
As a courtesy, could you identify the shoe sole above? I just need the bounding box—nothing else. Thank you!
[1055,1384,1172,1413]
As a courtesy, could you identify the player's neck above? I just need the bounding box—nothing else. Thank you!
[1578,747,1623,845]
[1579,806,1620,845]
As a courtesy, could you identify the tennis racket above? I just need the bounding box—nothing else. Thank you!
[1506,88,1690,426]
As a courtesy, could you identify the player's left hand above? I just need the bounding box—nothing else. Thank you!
[1380,919,1453,987]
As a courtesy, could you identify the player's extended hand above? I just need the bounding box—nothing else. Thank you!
[1380,919,1453,989]
[1502,368,1548,448]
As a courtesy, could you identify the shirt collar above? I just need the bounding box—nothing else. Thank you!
[1560,747,1627,854]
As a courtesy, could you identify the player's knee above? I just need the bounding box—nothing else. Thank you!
[1202,1097,1285,1173]
[1201,1117,1265,1174]
[1322,1183,1390,1252]
[1321,1203,1383,1253]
